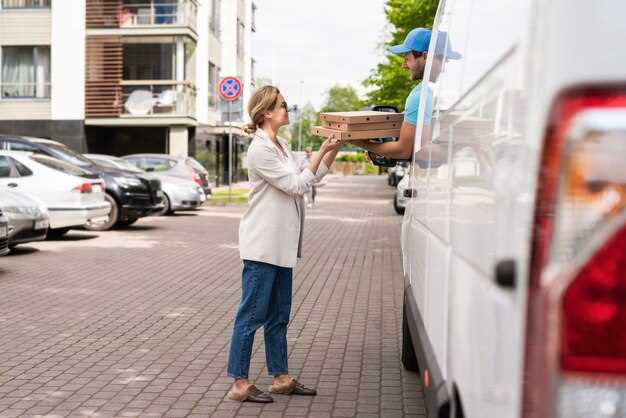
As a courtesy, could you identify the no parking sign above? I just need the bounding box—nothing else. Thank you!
[218,76,242,101]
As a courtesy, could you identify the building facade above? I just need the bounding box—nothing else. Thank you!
[0,0,257,184]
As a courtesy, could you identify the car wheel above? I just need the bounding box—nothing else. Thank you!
[155,193,171,216]
[117,218,138,228]
[84,193,118,231]
[47,228,70,239]
[394,195,405,215]
[402,303,419,372]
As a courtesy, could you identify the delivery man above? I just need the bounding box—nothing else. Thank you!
[354,28,461,161]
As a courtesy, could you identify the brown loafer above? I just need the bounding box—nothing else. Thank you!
[269,379,317,396]
[227,384,273,403]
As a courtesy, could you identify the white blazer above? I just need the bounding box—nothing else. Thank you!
[239,129,328,268]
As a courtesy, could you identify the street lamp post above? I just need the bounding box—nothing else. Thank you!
[298,80,303,151]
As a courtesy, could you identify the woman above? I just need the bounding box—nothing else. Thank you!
[227,86,342,403]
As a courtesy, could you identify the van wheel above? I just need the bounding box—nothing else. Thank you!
[394,195,405,215]
[402,305,419,371]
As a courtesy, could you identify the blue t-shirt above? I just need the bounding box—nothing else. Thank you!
[404,83,433,126]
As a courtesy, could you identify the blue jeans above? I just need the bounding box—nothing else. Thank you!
[227,260,293,379]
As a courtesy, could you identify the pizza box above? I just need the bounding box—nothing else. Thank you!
[319,111,404,124]
[321,120,401,131]
[311,126,401,141]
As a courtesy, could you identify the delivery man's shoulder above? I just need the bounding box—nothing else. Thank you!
[404,83,433,126]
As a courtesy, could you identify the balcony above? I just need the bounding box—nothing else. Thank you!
[86,0,198,38]
[120,80,196,119]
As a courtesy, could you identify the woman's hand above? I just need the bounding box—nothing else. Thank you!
[320,135,344,153]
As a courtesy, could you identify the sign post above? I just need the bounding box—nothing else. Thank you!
[217,76,243,201]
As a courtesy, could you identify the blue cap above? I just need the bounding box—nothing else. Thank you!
[389,28,462,60]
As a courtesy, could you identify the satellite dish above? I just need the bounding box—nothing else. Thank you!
[124,90,154,115]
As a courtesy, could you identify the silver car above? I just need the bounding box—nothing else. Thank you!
[85,154,206,215]
[0,209,9,256]
[0,188,49,249]
[122,154,212,196]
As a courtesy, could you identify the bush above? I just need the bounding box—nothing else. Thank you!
[338,153,366,163]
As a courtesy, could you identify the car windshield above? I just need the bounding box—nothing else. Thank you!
[44,143,94,167]
[110,157,144,173]
[30,155,91,177]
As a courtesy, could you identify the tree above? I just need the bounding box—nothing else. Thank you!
[289,102,321,149]
[320,85,364,113]
[363,0,438,110]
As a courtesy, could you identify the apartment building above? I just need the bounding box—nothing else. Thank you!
[0,0,257,184]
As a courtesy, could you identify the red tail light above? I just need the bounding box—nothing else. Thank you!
[72,183,93,193]
[523,88,626,418]
[184,164,203,186]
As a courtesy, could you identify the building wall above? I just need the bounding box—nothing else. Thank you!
[0,9,51,45]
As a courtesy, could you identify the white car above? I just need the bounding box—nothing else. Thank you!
[394,173,409,215]
[400,1,626,418]
[0,151,110,238]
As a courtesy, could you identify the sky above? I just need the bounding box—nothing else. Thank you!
[252,0,390,110]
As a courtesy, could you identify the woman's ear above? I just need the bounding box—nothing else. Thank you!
[263,111,273,121]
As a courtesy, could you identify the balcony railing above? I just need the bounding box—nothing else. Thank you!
[1,82,51,99]
[118,1,197,30]
[86,0,198,31]
[120,80,196,118]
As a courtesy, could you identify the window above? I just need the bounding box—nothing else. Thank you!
[30,155,90,177]
[208,61,218,108]
[8,141,38,152]
[143,157,176,172]
[236,18,245,58]
[123,44,176,80]
[14,159,32,176]
[1,46,50,99]
[1,0,50,9]
[209,0,221,36]
[0,157,11,178]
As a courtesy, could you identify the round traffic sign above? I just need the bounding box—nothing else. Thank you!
[218,77,242,101]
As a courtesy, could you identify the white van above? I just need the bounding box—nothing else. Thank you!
[400,0,626,417]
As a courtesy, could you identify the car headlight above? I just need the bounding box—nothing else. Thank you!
[114,177,143,188]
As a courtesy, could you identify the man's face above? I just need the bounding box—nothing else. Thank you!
[402,52,427,81]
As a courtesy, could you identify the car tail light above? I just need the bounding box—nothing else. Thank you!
[184,163,203,186]
[523,89,626,418]
[72,182,93,193]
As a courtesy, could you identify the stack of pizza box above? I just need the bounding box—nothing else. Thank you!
[311,111,403,141]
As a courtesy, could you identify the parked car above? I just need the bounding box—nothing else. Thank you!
[0,209,9,256]
[388,161,409,187]
[0,188,49,249]
[398,1,626,418]
[0,136,163,230]
[122,154,212,196]
[85,154,207,215]
[0,151,109,238]
[394,173,409,215]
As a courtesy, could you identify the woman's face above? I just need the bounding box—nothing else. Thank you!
[267,94,290,128]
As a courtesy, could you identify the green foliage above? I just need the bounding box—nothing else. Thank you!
[338,153,367,162]
[289,102,321,149]
[319,85,365,113]
[363,0,439,110]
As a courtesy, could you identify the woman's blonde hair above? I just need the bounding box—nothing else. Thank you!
[243,85,281,134]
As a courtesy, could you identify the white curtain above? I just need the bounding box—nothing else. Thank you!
[1,47,34,97]
[34,47,50,98]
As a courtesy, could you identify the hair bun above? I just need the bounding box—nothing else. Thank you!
[243,123,257,134]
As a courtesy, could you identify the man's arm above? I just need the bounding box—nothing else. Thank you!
[353,122,416,160]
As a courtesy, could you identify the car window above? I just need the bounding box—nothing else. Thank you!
[143,157,175,172]
[43,143,94,167]
[30,155,90,177]
[185,157,206,173]
[0,156,12,178]
[110,157,144,173]
[90,157,118,170]
[8,141,38,152]
[13,159,33,177]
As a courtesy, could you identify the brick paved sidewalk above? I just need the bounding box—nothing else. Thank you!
[0,175,426,418]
